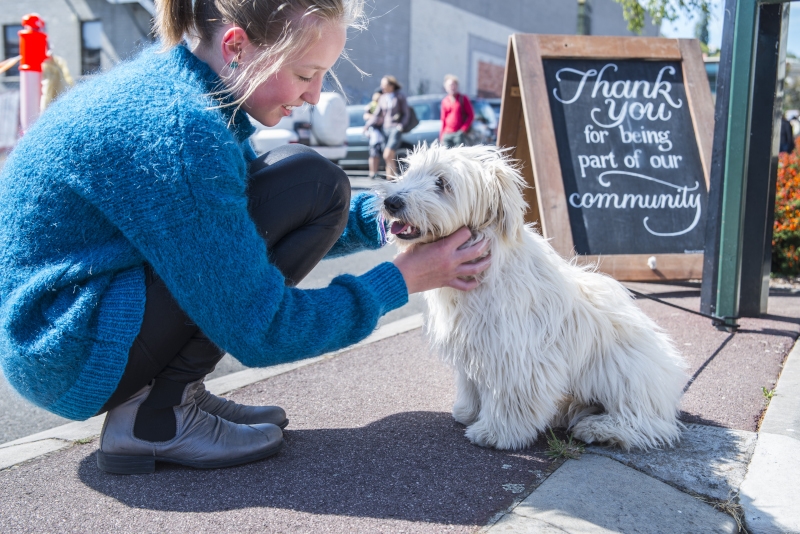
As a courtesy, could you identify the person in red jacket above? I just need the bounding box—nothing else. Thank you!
[439,74,474,148]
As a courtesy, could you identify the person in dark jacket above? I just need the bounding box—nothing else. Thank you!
[363,88,385,179]
[780,113,796,154]
[365,75,410,179]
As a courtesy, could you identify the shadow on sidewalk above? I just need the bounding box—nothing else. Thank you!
[76,411,554,525]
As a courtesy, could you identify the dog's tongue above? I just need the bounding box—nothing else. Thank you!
[390,221,410,235]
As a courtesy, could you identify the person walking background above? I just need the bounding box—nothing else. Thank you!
[788,111,800,139]
[0,0,491,475]
[781,111,796,154]
[365,75,410,179]
[439,74,474,148]
[363,88,385,179]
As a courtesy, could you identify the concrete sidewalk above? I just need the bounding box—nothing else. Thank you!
[1,283,799,533]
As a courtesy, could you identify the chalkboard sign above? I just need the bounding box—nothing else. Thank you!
[544,58,707,255]
[497,35,714,281]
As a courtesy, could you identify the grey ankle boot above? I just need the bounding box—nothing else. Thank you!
[97,379,283,474]
[194,381,288,428]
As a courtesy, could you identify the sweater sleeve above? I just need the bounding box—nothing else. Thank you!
[73,106,408,367]
[325,192,387,258]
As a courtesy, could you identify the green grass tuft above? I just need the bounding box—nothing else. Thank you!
[545,429,585,460]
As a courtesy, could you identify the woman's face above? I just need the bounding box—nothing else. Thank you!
[444,78,458,96]
[242,23,347,127]
[380,77,395,94]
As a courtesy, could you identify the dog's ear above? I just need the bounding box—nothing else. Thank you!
[486,150,528,239]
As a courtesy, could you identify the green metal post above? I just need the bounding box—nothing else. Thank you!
[715,0,760,329]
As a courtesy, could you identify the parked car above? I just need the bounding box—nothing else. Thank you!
[250,92,349,162]
[483,97,502,139]
[339,94,499,171]
[339,104,371,170]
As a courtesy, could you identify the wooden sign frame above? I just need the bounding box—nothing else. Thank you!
[497,34,714,281]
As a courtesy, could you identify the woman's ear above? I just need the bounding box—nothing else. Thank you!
[220,26,251,65]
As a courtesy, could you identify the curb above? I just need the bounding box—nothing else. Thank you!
[739,335,800,533]
[0,313,424,470]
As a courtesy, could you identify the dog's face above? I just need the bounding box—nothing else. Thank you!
[381,143,528,249]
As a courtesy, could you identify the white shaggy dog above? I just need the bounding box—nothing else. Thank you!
[381,143,688,451]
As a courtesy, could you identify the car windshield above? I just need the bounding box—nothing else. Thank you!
[412,102,441,121]
[347,105,367,128]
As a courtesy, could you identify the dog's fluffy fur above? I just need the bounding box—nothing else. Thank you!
[380,144,688,451]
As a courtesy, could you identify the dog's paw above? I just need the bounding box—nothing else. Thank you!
[572,414,681,450]
[570,414,635,449]
[464,420,497,448]
[452,404,479,426]
[465,419,540,450]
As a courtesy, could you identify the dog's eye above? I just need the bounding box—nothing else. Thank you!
[435,177,445,191]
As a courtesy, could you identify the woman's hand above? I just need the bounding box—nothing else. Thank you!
[392,227,491,294]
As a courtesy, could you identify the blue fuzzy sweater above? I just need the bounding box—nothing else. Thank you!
[0,45,408,421]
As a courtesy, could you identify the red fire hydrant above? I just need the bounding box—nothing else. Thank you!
[18,14,48,133]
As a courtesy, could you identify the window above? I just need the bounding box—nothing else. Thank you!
[3,24,23,77]
[81,20,102,75]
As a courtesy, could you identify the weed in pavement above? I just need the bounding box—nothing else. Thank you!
[545,429,585,460]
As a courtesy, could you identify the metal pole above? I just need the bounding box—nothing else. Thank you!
[714,0,761,329]
[739,2,790,317]
[700,0,738,319]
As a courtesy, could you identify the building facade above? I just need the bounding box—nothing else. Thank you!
[0,0,153,88]
[0,0,656,102]
[336,0,658,103]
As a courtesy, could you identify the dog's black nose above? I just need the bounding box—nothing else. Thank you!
[384,195,405,214]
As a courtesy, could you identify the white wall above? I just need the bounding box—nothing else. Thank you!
[409,0,515,97]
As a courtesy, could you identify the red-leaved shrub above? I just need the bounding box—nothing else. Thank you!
[773,136,800,275]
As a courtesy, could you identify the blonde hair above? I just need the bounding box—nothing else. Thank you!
[443,74,459,85]
[155,0,365,107]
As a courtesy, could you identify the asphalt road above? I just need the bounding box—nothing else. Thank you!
[0,179,422,445]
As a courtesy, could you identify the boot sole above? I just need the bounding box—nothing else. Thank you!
[96,439,284,475]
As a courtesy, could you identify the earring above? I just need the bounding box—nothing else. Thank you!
[229,60,239,69]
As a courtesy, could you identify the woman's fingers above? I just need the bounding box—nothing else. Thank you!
[441,226,473,250]
[448,277,479,291]
[457,238,491,263]
[456,253,491,277]
[391,227,492,294]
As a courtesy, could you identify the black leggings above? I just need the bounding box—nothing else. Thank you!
[99,145,351,413]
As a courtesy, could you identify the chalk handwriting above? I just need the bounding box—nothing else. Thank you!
[567,171,701,236]
[552,63,683,129]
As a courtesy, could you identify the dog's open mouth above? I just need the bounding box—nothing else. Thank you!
[390,221,422,240]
